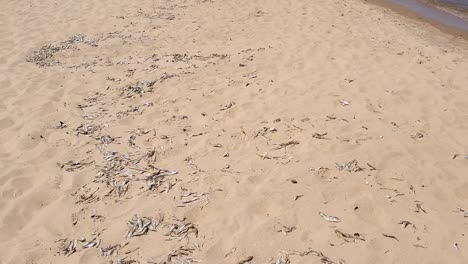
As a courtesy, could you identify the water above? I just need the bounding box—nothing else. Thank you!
[438,0,468,10]
[382,0,468,33]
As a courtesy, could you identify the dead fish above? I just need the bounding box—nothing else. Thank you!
[67,239,78,256]
[253,127,277,138]
[56,121,68,129]
[410,131,424,139]
[224,247,237,258]
[274,140,300,150]
[335,230,365,242]
[290,249,336,264]
[312,132,329,140]
[453,154,468,160]
[382,233,399,241]
[398,220,416,229]
[181,197,201,204]
[100,242,128,257]
[257,152,281,160]
[144,147,157,163]
[336,160,363,172]
[114,256,136,264]
[276,223,296,235]
[454,207,468,218]
[237,256,254,264]
[166,246,195,263]
[276,255,290,264]
[99,135,115,144]
[83,238,101,248]
[220,101,235,111]
[415,203,427,214]
[319,212,341,223]
[413,244,427,249]
[57,238,78,256]
[340,99,350,106]
[125,215,159,239]
[294,194,304,201]
[166,222,198,240]
[367,163,377,170]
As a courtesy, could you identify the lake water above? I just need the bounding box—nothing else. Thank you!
[382,0,468,32]
[438,0,468,10]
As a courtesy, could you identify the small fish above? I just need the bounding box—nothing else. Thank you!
[454,207,468,217]
[413,244,427,248]
[220,101,235,111]
[276,223,296,235]
[453,154,468,160]
[274,140,300,150]
[382,233,399,241]
[83,239,101,248]
[335,230,365,242]
[237,256,254,264]
[340,99,350,106]
[312,132,329,139]
[398,220,416,229]
[294,194,304,201]
[319,212,341,223]
[415,203,427,214]
[56,121,68,129]
[367,163,377,170]
[224,247,237,258]
[276,255,290,264]
[411,132,424,139]
[181,197,201,204]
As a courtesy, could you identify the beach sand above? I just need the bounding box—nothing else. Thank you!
[0,0,467,263]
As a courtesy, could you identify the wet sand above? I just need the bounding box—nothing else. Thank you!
[0,0,468,263]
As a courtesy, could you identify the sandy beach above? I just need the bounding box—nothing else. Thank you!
[1,0,467,263]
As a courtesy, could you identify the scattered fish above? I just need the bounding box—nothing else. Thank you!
[415,203,427,214]
[398,220,416,230]
[411,131,424,140]
[336,160,364,172]
[125,215,160,239]
[56,121,68,129]
[312,132,330,140]
[83,238,101,248]
[335,230,365,242]
[319,212,341,223]
[165,222,198,240]
[274,140,300,150]
[454,207,468,217]
[276,223,296,235]
[453,154,468,160]
[275,255,290,264]
[237,256,254,264]
[340,99,350,106]
[382,233,399,241]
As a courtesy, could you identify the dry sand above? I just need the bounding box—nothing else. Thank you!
[0,0,467,263]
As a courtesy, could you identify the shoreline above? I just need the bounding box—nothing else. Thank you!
[370,0,468,40]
